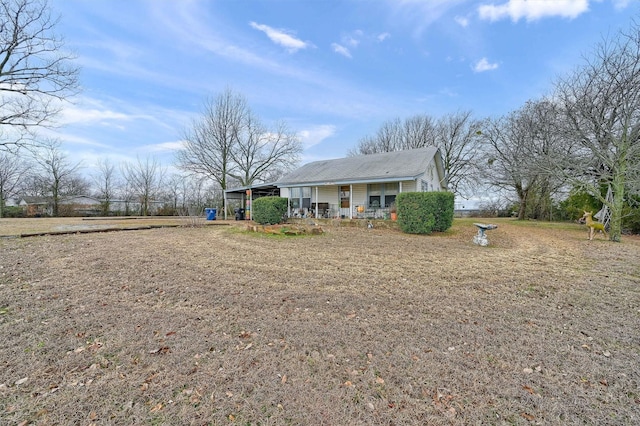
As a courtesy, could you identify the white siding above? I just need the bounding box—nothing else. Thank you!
[400,180,416,192]
[280,187,291,198]
[315,186,338,203]
[351,184,367,207]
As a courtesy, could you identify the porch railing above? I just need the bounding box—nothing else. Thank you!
[288,204,393,220]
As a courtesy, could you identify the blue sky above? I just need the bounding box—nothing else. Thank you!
[47,0,638,173]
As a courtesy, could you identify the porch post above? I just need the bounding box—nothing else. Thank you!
[315,186,319,219]
[349,184,353,219]
[399,181,403,193]
[223,191,227,220]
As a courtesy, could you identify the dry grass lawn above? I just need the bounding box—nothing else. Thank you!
[1,218,639,425]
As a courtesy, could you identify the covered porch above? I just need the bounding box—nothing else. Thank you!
[282,180,414,220]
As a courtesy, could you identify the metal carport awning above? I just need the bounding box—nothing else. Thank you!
[223,183,281,220]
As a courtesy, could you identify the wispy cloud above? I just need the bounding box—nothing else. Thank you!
[473,57,499,72]
[611,0,632,9]
[478,0,589,22]
[386,0,469,36]
[331,43,352,58]
[141,140,185,153]
[454,16,469,27]
[377,32,391,42]
[249,22,312,53]
[299,125,336,149]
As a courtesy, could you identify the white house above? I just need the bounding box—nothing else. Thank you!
[276,146,448,219]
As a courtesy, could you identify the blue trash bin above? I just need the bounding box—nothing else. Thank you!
[205,208,216,220]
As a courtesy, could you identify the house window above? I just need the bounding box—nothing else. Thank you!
[339,185,350,208]
[291,187,311,209]
[368,184,381,208]
[384,183,398,207]
[368,183,398,208]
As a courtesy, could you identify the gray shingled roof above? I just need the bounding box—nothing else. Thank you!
[276,146,441,186]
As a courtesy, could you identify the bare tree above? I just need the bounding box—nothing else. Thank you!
[177,88,301,215]
[349,112,482,196]
[31,138,82,216]
[0,0,80,151]
[0,150,29,216]
[434,111,483,196]
[480,102,551,221]
[229,113,302,186]
[92,158,119,216]
[552,20,640,241]
[349,116,435,155]
[176,88,246,214]
[122,155,165,216]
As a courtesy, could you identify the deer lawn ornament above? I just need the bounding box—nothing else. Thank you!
[581,211,607,241]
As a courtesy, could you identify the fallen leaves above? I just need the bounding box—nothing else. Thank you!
[521,412,535,421]
[432,387,458,418]
[149,346,171,355]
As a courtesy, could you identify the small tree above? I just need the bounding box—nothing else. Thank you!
[92,158,119,216]
[121,155,165,216]
[0,151,29,217]
[31,139,83,216]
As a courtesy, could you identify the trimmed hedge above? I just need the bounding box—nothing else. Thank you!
[396,192,454,234]
[252,196,288,225]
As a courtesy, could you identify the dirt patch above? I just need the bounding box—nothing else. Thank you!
[0,218,639,425]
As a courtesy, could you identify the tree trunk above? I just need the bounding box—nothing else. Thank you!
[609,177,625,242]
[516,185,528,220]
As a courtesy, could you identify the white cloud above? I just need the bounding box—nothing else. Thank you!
[141,141,185,153]
[299,125,336,149]
[61,106,132,127]
[249,22,311,53]
[377,32,391,42]
[344,36,360,48]
[611,0,632,9]
[478,0,589,22]
[331,43,352,58]
[455,16,469,27]
[473,57,499,72]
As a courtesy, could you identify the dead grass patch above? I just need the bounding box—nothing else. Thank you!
[0,218,639,425]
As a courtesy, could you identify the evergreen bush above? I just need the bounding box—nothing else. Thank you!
[396,192,454,234]
[252,196,288,225]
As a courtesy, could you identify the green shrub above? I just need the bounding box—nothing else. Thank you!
[622,199,640,234]
[396,192,454,234]
[252,197,288,225]
[1,206,25,218]
[557,189,601,222]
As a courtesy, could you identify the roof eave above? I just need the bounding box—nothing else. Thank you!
[277,175,421,188]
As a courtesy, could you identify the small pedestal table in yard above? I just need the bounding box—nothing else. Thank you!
[473,223,498,247]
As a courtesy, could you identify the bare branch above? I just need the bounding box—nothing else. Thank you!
[0,0,80,151]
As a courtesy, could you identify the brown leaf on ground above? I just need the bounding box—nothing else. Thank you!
[521,412,535,421]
